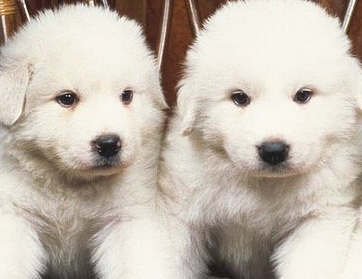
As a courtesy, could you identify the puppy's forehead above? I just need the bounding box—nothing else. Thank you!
[189,0,351,82]
[6,5,154,77]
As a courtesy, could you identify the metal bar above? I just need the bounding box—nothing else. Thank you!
[0,0,17,44]
[1,15,9,43]
[342,0,357,33]
[83,0,95,7]
[157,0,173,72]
[16,0,30,23]
[83,0,108,9]
[100,0,109,9]
[185,0,201,37]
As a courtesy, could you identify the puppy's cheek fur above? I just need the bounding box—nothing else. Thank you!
[54,132,142,171]
[200,105,329,174]
[13,112,142,175]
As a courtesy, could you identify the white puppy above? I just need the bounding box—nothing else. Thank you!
[344,213,362,279]
[158,0,362,278]
[0,5,175,279]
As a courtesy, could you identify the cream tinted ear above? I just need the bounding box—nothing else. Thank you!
[153,77,169,110]
[356,67,362,111]
[0,64,30,126]
[176,77,199,136]
[350,60,362,111]
[147,59,168,110]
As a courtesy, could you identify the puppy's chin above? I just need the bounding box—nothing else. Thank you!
[75,166,124,179]
[232,162,309,179]
[59,158,132,182]
[59,164,128,185]
[250,168,300,178]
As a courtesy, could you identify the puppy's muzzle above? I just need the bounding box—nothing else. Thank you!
[257,141,289,165]
[92,134,122,158]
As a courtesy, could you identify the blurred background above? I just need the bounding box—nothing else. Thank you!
[1,0,361,106]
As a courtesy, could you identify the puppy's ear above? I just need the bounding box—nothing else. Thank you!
[147,61,168,110]
[356,70,362,112]
[350,61,362,111]
[0,63,30,126]
[177,77,199,136]
[356,79,362,112]
[153,79,169,110]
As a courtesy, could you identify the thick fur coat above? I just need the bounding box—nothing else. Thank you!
[158,1,362,278]
[0,5,175,278]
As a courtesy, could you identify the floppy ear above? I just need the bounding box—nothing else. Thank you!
[0,63,30,126]
[357,79,362,112]
[355,66,362,111]
[176,76,199,136]
[147,60,168,110]
[153,77,169,110]
[349,59,362,111]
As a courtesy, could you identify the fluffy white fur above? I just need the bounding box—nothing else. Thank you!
[0,5,176,278]
[158,0,362,278]
[344,211,362,278]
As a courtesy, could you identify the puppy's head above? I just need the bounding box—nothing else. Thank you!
[0,5,167,180]
[178,0,362,177]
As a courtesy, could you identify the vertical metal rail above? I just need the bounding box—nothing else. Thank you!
[83,0,109,9]
[82,0,109,9]
[100,0,109,9]
[157,0,173,72]
[84,0,95,7]
[16,0,30,22]
[185,0,201,37]
[0,0,17,44]
[342,0,357,33]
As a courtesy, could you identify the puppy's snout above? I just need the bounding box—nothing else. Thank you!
[257,141,289,165]
[92,134,122,158]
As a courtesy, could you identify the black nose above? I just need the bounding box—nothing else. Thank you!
[257,141,289,165]
[92,134,122,158]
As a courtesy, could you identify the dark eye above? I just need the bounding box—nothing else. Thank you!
[231,90,251,106]
[56,92,78,107]
[294,88,313,104]
[121,89,133,104]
